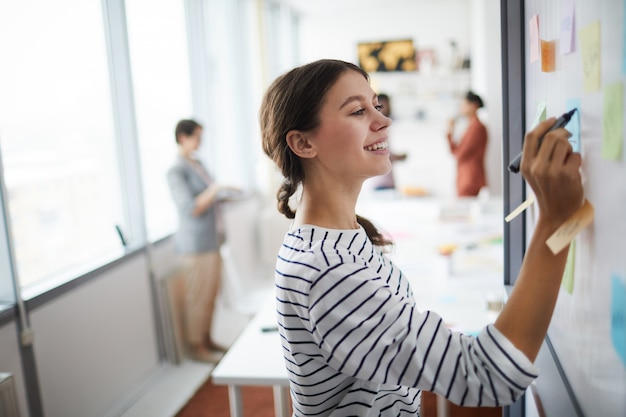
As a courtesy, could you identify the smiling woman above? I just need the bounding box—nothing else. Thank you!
[258,57,583,417]
[260,59,392,244]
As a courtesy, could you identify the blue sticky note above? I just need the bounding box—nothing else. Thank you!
[611,274,626,366]
[623,0,626,74]
[565,98,581,152]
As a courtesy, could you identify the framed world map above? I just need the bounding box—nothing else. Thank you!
[357,39,417,72]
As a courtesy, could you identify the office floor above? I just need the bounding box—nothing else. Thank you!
[120,361,213,417]
[420,392,501,417]
[121,291,261,417]
[173,379,501,417]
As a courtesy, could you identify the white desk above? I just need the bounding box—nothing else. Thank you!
[211,296,289,417]
[213,196,505,417]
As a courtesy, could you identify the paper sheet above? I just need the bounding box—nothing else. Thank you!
[505,195,535,223]
[612,274,626,366]
[530,15,540,63]
[560,0,576,54]
[541,40,556,72]
[580,21,601,93]
[565,99,581,152]
[533,100,547,128]
[561,239,576,294]
[602,81,624,160]
[546,200,594,254]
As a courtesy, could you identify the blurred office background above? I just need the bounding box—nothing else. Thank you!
[0,0,502,416]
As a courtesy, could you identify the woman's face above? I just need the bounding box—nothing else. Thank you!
[305,70,392,182]
[180,127,202,153]
[460,99,478,117]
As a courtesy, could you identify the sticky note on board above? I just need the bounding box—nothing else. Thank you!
[602,81,624,160]
[565,98,581,152]
[533,100,547,128]
[611,274,626,366]
[580,21,601,93]
[546,199,594,255]
[541,40,556,72]
[623,0,626,74]
[505,195,535,223]
[560,0,576,54]
[530,15,541,63]
[561,239,575,294]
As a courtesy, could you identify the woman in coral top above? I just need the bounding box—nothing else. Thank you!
[447,91,488,197]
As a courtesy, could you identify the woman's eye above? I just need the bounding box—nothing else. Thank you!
[351,108,365,116]
[375,104,384,112]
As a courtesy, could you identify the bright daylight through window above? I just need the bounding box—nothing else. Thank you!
[0,0,124,289]
[125,0,193,241]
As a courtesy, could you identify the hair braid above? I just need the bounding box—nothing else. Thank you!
[277,179,297,219]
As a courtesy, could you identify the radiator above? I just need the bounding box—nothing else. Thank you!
[0,373,20,417]
[156,271,187,364]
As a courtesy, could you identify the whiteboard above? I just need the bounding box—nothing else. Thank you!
[523,1,626,416]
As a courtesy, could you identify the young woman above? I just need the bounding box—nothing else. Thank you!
[167,119,230,362]
[260,59,583,416]
[446,91,488,197]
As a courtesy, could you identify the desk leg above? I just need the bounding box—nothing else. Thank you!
[273,385,291,417]
[228,385,244,417]
[436,394,450,417]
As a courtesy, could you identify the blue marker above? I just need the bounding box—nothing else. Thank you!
[508,108,578,173]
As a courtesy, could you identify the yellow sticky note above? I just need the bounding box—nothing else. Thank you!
[541,40,556,72]
[580,21,601,93]
[546,200,594,255]
[530,15,540,63]
[602,81,624,160]
[561,239,576,294]
[505,195,535,223]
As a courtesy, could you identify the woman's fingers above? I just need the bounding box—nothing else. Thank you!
[539,133,574,178]
[520,117,557,171]
[523,128,572,176]
[520,121,583,226]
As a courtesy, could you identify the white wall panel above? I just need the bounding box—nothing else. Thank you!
[0,321,29,417]
[29,254,159,417]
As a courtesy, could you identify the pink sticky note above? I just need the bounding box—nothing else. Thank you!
[530,15,540,63]
[560,0,576,54]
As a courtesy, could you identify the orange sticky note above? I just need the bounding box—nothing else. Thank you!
[546,200,594,254]
[541,40,556,72]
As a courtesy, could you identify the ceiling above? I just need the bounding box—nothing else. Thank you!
[285,0,424,16]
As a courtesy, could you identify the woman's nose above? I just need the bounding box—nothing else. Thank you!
[372,111,391,130]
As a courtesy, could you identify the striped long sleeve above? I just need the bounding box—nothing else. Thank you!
[276,225,538,416]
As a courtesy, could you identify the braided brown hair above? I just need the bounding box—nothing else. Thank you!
[259,59,392,247]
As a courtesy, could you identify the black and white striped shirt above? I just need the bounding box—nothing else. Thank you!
[275,225,538,416]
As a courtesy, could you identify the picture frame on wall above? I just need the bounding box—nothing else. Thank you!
[357,39,417,72]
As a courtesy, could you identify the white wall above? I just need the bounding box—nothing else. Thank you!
[470,0,503,196]
[293,0,503,198]
[29,255,160,417]
[0,321,30,417]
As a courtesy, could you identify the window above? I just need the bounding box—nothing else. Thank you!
[125,0,194,240]
[0,0,124,289]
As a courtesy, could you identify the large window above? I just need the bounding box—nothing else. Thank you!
[125,0,193,240]
[0,0,124,289]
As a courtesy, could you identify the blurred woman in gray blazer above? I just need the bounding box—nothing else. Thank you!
[167,119,231,362]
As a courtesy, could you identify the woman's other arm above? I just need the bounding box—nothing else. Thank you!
[494,117,584,362]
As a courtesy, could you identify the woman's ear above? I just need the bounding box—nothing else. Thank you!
[286,130,316,159]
